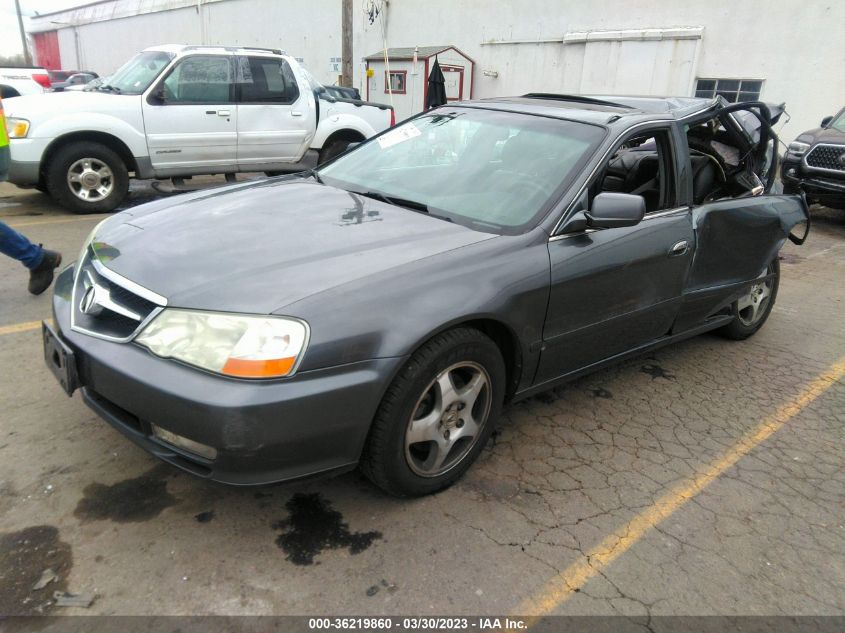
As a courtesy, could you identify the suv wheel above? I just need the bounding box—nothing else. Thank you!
[46,141,129,214]
[319,139,352,163]
[361,327,505,497]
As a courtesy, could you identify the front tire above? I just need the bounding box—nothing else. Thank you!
[46,141,129,214]
[718,259,779,340]
[361,328,505,497]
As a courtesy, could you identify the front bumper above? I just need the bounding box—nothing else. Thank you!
[51,266,405,485]
[781,157,845,206]
[7,138,48,185]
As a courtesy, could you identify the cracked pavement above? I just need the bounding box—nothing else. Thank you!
[1,181,843,616]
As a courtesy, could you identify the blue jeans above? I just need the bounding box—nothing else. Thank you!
[0,221,44,269]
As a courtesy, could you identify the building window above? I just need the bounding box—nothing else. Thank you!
[695,78,763,103]
[385,70,407,94]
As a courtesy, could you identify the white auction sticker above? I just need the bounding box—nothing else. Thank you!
[377,123,422,149]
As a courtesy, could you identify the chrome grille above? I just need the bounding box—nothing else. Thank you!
[805,144,845,173]
[71,249,166,342]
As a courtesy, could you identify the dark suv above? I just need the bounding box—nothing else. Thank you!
[781,107,845,209]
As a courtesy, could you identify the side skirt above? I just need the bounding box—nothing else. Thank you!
[512,314,734,402]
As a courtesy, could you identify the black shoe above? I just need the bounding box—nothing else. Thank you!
[28,249,63,295]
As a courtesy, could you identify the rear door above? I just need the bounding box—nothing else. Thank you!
[536,124,694,384]
[143,54,237,173]
[235,56,315,168]
[672,102,808,331]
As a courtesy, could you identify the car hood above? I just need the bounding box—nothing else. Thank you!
[796,127,845,145]
[3,91,135,119]
[94,178,496,314]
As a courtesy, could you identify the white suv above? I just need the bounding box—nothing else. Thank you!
[4,45,394,213]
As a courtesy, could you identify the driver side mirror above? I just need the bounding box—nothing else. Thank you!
[585,192,646,229]
[821,115,833,128]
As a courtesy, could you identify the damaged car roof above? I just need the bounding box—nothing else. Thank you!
[467,94,720,124]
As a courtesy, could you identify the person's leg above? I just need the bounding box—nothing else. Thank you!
[0,221,44,269]
[0,221,62,295]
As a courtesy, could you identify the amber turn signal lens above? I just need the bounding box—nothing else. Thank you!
[221,356,296,378]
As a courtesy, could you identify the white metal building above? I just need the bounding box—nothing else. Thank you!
[27,0,845,141]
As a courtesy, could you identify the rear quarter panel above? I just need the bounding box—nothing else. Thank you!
[311,101,391,149]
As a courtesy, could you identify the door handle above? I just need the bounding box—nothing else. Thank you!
[291,111,303,117]
[217,110,231,116]
[669,240,689,256]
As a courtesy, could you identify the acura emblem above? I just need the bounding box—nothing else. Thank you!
[78,271,143,322]
[838,152,845,167]
[79,283,104,316]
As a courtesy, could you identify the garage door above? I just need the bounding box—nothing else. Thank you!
[564,28,703,96]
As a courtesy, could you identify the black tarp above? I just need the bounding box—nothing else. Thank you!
[425,58,447,109]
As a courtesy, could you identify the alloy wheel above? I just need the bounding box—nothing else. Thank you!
[67,158,114,202]
[737,265,774,326]
[404,361,492,477]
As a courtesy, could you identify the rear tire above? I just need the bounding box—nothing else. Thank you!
[718,259,779,340]
[361,327,505,497]
[46,141,129,214]
[318,139,352,164]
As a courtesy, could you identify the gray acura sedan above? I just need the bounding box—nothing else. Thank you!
[44,94,808,496]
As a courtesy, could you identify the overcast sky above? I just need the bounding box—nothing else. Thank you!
[1,0,85,59]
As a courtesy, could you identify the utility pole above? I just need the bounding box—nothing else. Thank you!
[341,0,352,87]
[14,0,32,66]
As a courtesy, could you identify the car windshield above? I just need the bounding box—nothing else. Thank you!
[99,51,174,94]
[830,109,845,133]
[317,108,604,233]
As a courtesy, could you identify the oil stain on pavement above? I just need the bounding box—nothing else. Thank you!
[640,363,675,380]
[74,464,178,523]
[194,510,215,523]
[272,492,382,565]
[0,525,72,615]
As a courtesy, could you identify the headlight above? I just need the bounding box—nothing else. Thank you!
[5,117,30,138]
[135,310,309,379]
[786,141,810,158]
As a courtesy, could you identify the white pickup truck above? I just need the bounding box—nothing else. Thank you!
[3,45,394,213]
[0,66,51,98]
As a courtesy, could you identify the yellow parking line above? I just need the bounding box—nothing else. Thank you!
[0,320,44,336]
[514,355,845,621]
[4,214,109,228]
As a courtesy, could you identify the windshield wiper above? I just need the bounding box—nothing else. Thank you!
[354,190,430,213]
[305,169,324,184]
[96,84,122,94]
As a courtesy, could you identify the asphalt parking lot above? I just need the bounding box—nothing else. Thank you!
[1,179,844,618]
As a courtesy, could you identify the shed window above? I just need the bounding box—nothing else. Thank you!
[385,70,407,94]
[695,78,763,103]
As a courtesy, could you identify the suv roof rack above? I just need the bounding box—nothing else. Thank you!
[521,93,633,109]
[182,45,284,55]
